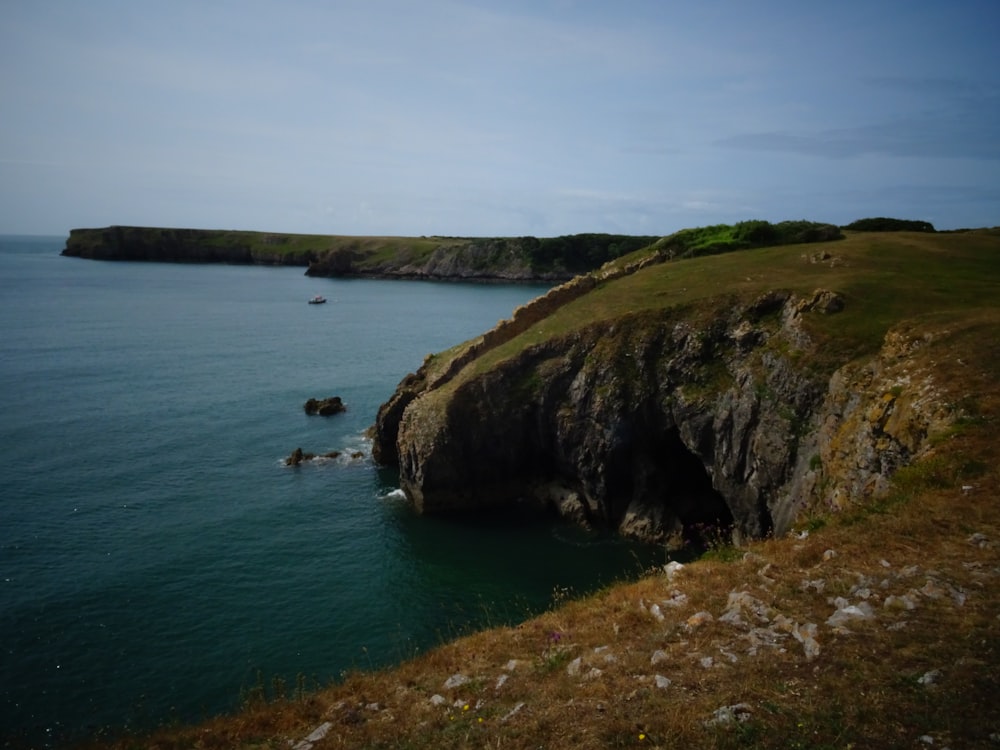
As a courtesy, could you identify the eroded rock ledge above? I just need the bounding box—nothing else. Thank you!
[372,287,953,545]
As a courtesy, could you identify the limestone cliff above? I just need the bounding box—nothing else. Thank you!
[62,226,658,282]
[372,230,992,544]
[373,289,825,543]
[62,226,317,265]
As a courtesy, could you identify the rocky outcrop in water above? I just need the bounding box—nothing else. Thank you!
[304,396,346,416]
[372,283,951,544]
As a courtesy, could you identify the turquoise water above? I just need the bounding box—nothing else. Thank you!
[0,237,660,746]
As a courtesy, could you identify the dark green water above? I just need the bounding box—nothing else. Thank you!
[0,237,661,746]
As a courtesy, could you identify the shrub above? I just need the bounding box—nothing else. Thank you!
[843,217,936,232]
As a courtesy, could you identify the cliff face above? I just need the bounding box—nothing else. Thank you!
[62,226,316,265]
[304,237,573,282]
[372,285,955,545]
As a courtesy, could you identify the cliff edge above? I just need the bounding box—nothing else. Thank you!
[372,227,1000,545]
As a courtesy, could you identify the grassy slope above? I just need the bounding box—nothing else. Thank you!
[419,229,999,410]
[82,230,1000,749]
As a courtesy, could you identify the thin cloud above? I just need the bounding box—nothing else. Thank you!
[718,77,1000,161]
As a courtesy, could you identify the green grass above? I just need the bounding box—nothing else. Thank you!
[431,229,1000,391]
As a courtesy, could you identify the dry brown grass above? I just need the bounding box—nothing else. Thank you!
[83,313,1000,750]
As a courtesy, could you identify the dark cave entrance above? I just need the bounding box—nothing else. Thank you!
[623,426,735,548]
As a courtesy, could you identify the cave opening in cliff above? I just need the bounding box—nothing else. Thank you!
[626,427,734,548]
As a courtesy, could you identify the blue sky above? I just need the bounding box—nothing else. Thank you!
[2,0,998,237]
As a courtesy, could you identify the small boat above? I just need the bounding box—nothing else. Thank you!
[308,295,327,305]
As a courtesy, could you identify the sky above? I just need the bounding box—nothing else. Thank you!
[1,0,998,238]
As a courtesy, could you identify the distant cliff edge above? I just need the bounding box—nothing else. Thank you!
[62,226,661,282]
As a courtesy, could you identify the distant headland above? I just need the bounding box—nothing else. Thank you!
[63,219,926,283]
[60,225,665,283]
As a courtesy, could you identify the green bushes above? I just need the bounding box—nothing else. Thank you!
[843,217,936,232]
[655,220,842,259]
[527,233,660,272]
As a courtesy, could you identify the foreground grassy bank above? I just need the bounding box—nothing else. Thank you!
[74,226,1000,749]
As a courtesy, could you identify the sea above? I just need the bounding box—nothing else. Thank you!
[0,236,662,746]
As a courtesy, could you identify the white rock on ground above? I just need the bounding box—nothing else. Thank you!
[705,703,753,727]
[444,673,470,689]
[292,721,333,750]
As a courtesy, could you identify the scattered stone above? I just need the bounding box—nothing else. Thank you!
[501,702,525,722]
[663,561,685,580]
[566,657,583,677]
[719,647,739,663]
[649,602,665,622]
[495,674,508,691]
[704,703,753,727]
[967,532,992,548]
[655,674,672,689]
[686,611,714,629]
[504,659,519,672]
[918,669,942,686]
[292,721,333,750]
[661,590,688,608]
[884,594,918,611]
[719,591,772,626]
[744,625,787,655]
[429,694,447,706]
[594,645,617,663]
[651,649,668,666]
[823,549,838,561]
[920,579,948,600]
[800,578,826,593]
[757,563,777,585]
[699,656,714,669]
[792,622,821,660]
[444,673,470,689]
[826,600,875,628]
